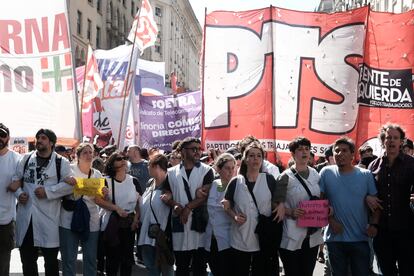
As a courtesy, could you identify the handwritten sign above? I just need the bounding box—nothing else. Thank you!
[297,200,329,228]
[74,178,105,197]
[10,137,28,154]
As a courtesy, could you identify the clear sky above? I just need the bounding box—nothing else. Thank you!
[189,0,321,27]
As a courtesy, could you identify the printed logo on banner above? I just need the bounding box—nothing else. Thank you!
[358,64,413,108]
[41,53,73,92]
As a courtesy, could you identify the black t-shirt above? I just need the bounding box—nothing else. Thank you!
[224,173,278,204]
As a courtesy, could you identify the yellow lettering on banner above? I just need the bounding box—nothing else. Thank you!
[74,178,105,197]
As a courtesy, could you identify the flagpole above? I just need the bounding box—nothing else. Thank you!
[201,7,207,146]
[79,44,90,138]
[117,0,144,147]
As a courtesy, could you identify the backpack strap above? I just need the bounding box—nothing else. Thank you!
[55,155,62,183]
[111,178,116,205]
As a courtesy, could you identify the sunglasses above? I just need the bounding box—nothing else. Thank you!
[184,147,202,153]
[0,131,7,138]
[114,156,128,161]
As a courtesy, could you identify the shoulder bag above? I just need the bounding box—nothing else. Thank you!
[182,177,208,233]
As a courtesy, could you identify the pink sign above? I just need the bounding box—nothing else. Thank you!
[297,200,329,228]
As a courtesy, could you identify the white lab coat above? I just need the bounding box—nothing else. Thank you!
[167,163,212,251]
[14,151,73,248]
[229,173,272,252]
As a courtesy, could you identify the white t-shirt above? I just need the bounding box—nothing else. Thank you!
[60,164,103,232]
[0,150,21,224]
[100,175,139,231]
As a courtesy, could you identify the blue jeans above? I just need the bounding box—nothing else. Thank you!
[59,227,99,276]
[141,245,174,276]
[326,241,370,276]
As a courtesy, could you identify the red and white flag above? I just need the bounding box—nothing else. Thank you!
[78,45,103,138]
[128,0,159,53]
[81,44,103,113]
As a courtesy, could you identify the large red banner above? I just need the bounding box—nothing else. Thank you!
[202,7,414,161]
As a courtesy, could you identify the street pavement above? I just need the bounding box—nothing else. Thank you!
[9,248,327,275]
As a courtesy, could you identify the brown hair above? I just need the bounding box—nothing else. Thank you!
[239,141,264,176]
[76,143,94,162]
[148,153,169,172]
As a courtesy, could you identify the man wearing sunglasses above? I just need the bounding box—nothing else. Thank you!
[0,123,21,276]
[162,137,214,276]
[13,128,74,276]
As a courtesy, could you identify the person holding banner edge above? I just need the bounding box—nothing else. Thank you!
[278,137,324,276]
[59,143,104,276]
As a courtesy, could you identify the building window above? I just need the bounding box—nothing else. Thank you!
[123,0,126,7]
[87,19,92,40]
[117,9,120,29]
[155,45,161,53]
[131,2,135,16]
[125,19,129,36]
[96,26,101,48]
[77,11,82,35]
[97,0,102,13]
[155,7,162,17]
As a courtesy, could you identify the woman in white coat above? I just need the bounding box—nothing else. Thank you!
[138,154,173,276]
[222,141,286,276]
[204,153,235,276]
[278,137,323,276]
[59,143,104,276]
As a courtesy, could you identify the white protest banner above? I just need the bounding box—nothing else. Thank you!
[0,0,80,144]
[95,45,139,148]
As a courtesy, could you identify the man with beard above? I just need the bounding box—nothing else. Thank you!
[162,137,214,276]
[367,124,414,276]
[0,123,21,276]
[14,129,74,276]
[319,137,377,276]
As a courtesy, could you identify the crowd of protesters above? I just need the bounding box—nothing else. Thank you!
[0,122,413,276]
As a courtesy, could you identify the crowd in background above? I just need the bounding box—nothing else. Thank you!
[0,122,414,276]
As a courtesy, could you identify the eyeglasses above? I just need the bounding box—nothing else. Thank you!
[114,156,128,161]
[184,147,202,153]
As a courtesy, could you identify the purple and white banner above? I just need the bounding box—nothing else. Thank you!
[139,90,201,151]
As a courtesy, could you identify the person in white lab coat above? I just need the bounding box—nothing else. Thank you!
[14,129,75,276]
[0,123,21,276]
